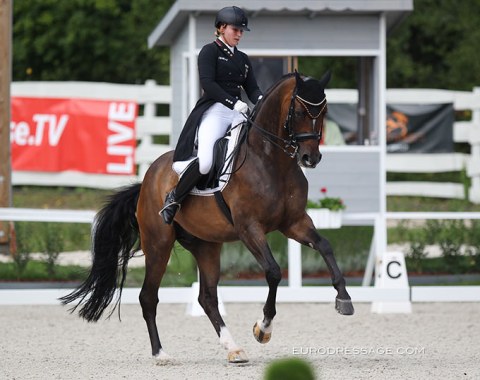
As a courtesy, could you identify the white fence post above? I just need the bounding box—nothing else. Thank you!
[138,79,159,179]
[468,87,480,203]
[287,239,302,288]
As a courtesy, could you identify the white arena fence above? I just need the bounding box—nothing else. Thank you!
[10,81,480,203]
[386,88,480,203]
[326,87,480,203]
[1,207,479,306]
[3,81,480,307]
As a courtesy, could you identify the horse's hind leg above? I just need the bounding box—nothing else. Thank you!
[178,236,248,363]
[138,227,175,362]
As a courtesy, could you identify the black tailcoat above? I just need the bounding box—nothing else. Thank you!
[173,39,263,162]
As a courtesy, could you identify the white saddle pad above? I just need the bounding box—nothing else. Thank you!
[172,123,245,196]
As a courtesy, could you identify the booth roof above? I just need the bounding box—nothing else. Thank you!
[148,0,413,47]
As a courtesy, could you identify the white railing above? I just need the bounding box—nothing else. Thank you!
[1,207,479,306]
[327,87,480,202]
[5,81,480,306]
[386,88,480,202]
[10,81,480,202]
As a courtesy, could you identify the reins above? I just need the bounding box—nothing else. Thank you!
[244,114,300,158]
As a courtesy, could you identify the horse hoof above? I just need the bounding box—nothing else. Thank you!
[228,349,249,363]
[335,298,355,315]
[253,321,272,344]
[153,350,174,365]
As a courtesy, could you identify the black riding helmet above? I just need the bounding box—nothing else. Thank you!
[215,6,250,31]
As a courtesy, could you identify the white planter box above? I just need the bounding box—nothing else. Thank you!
[307,208,343,229]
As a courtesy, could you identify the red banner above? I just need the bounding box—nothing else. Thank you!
[10,97,138,175]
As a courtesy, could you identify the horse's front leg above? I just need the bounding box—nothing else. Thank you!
[285,218,354,315]
[239,226,282,344]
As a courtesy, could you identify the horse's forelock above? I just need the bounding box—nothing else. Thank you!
[297,78,326,104]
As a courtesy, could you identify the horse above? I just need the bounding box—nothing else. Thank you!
[60,71,354,364]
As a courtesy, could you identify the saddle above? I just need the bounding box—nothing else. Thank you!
[197,136,230,190]
[171,122,248,224]
[172,122,247,194]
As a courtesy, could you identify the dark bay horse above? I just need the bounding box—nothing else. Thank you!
[61,71,354,364]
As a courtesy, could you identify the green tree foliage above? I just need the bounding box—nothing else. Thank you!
[387,0,480,90]
[298,56,358,88]
[11,0,480,90]
[12,0,174,84]
[298,0,480,90]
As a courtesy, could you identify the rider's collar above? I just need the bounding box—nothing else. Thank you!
[218,37,235,54]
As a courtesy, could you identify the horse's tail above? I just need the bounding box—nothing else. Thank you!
[60,183,142,322]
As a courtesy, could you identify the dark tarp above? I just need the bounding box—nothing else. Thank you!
[327,103,454,153]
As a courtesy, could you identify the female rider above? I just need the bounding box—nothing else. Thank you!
[161,6,263,224]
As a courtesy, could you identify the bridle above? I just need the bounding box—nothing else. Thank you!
[247,79,327,158]
[284,84,327,151]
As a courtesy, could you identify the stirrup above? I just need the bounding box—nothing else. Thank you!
[159,201,180,224]
[159,190,181,224]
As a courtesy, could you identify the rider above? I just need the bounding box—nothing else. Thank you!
[160,6,263,224]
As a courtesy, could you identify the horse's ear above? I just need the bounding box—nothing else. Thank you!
[294,70,304,87]
[319,70,332,89]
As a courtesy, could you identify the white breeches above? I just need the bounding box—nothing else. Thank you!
[197,102,246,174]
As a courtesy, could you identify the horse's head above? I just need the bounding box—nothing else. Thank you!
[250,71,330,168]
[283,71,330,168]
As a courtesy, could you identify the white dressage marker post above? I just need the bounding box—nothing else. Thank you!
[186,270,226,317]
[371,251,412,313]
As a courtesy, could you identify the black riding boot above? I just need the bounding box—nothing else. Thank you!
[160,160,203,224]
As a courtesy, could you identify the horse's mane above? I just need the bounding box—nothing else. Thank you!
[251,72,296,121]
[263,72,296,98]
[251,71,327,121]
[228,73,297,175]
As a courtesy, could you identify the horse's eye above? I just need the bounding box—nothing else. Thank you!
[295,110,305,118]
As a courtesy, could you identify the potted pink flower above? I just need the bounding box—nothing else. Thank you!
[306,187,345,228]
